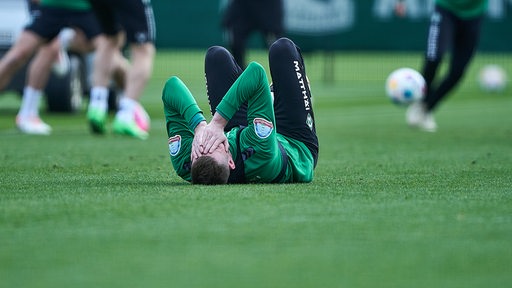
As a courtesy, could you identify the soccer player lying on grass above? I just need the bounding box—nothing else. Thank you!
[162,37,319,184]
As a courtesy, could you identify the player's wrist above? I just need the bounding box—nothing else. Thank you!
[211,113,228,129]
[193,120,207,133]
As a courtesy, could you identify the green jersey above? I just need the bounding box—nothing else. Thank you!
[162,62,314,183]
[40,0,91,10]
[436,0,488,18]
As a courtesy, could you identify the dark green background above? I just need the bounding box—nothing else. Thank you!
[152,0,511,52]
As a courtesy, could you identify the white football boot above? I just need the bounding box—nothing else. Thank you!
[16,116,52,135]
[406,102,437,132]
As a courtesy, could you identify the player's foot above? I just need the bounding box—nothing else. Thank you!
[87,106,107,134]
[133,102,151,132]
[406,102,425,126]
[16,116,52,135]
[112,116,148,140]
[52,28,75,77]
[406,102,437,132]
[421,113,437,132]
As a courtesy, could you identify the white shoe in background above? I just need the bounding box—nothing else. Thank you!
[421,113,437,132]
[16,116,52,135]
[406,101,437,132]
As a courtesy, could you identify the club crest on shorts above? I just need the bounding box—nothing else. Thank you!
[306,113,314,131]
[254,118,273,139]
[168,135,181,156]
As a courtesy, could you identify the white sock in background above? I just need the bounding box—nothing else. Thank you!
[115,96,138,122]
[88,86,109,112]
[18,86,43,119]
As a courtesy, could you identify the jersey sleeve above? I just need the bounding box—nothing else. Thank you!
[216,62,274,126]
[162,76,206,182]
[162,76,206,133]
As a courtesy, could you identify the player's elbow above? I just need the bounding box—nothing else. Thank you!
[162,76,183,102]
[245,62,267,83]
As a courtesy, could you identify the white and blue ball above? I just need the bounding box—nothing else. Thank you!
[385,67,426,105]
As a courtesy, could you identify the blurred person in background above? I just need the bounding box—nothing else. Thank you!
[86,0,156,140]
[221,0,284,69]
[406,0,488,132]
[0,0,127,135]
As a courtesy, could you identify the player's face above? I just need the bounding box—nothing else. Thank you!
[207,143,229,165]
[203,143,235,170]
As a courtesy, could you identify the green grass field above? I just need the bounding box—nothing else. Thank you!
[1,50,511,288]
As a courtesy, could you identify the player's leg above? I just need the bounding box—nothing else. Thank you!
[268,37,318,166]
[204,46,247,131]
[0,5,60,134]
[1,0,46,91]
[427,16,482,111]
[16,41,60,135]
[14,7,87,135]
[422,6,453,111]
[115,0,156,109]
[86,0,124,134]
[0,31,42,90]
[407,6,453,132]
[88,34,119,134]
[101,0,156,139]
[17,20,97,136]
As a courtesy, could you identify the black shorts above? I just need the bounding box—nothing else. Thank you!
[25,6,102,41]
[88,0,156,44]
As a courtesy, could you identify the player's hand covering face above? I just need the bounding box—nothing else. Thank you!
[191,122,207,161]
[198,121,229,155]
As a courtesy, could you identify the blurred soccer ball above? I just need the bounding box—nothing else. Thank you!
[133,103,151,132]
[478,64,507,92]
[385,67,426,105]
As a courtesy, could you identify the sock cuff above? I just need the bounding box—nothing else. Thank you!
[23,86,42,98]
[118,97,138,111]
[90,86,109,102]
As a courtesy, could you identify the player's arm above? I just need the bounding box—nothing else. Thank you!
[162,76,206,135]
[161,76,215,161]
[162,76,206,157]
[201,62,273,153]
[162,76,207,180]
[216,62,272,124]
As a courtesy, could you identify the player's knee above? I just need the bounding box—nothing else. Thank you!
[269,37,294,57]
[205,46,231,63]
